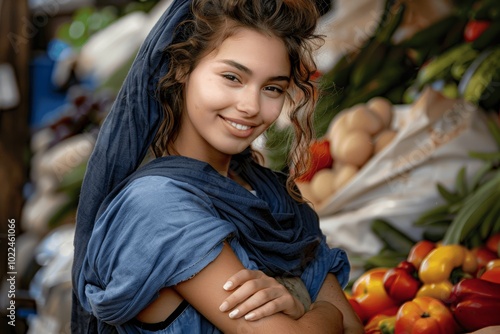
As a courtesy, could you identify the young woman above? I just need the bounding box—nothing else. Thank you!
[73,0,364,333]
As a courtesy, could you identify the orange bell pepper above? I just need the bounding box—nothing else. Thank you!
[395,296,456,334]
[351,268,399,320]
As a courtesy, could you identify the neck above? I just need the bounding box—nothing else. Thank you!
[168,142,232,177]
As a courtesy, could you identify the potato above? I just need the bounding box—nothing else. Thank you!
[332,164,358,192]
[374,129,397,154]
[345,104,384,135]
[327,111,350,154]
[334,130,373,167]
[310,168,336,202]
[296,181,316,204]
[367,97,393,128]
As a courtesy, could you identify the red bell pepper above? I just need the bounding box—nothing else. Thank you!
[383,260,421,302]
[471,246,497,272]
[464,20,491,42]
[451,298,500,332]
[449,278,500,331]
[449,278,500,302]
[296,139,333,182]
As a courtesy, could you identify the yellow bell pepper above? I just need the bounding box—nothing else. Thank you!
[463,248,478,273]
[417,244,477,302]
[419,245,477,283]
[416,281,453,300]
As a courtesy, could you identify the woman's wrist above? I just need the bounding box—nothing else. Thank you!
[275,276,311,318]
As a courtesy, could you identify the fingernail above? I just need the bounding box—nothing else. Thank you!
[223,281,233,290]
[219,301,229,312]
[229,309,239,318]
[245,313,255,321]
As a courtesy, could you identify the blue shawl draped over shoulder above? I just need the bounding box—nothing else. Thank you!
[77,152,350,328]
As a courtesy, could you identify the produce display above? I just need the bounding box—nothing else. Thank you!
[283,1,500,331]
[348,235,500,333]
[345,117,500,332]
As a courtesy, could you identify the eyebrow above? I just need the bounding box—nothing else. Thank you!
[219,59,290,82]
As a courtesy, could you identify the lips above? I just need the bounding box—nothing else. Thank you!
[219,116,258,139]
[221,116,256,130]
[226,119,252,131]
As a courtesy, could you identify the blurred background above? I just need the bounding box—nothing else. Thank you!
[2,0,500,333]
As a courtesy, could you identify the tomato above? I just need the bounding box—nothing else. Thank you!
[352,268,400,320]
[464,20,491,42]
[296,139,334,182]
[407,240,436,270]
[395,296,456,334]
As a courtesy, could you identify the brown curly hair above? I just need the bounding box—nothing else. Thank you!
[154,0,322,197]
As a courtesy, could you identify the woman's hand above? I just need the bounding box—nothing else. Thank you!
[218,269,306,321]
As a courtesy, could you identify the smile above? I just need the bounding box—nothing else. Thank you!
[225,119,253,131]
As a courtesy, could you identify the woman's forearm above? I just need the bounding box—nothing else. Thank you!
[295,301,344,334]
[316,274,365,334]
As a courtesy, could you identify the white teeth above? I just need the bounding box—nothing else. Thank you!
[227,120,251,131]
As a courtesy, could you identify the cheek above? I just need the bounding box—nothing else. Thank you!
[262,99,286,124]
[189,77,232,112]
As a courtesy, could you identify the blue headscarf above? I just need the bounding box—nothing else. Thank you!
[72,1,193,332]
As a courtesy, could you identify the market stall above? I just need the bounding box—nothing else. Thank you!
[265,0,500,332]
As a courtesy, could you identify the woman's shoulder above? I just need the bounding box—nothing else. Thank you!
[110,175,215,213]
[126,174,207,197]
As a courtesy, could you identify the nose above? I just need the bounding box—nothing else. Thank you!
[236,86,260,116]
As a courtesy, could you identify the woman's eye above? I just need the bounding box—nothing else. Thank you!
[264,86,284,94]
[222,74,239,82]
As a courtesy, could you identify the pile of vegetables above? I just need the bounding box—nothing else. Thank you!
[344,110,500,333]
[347,235,500,333]
[296,97,397,207]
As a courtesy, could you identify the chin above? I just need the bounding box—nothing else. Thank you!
[221,146,249,156]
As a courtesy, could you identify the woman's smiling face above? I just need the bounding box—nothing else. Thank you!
[173,28,291,172]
